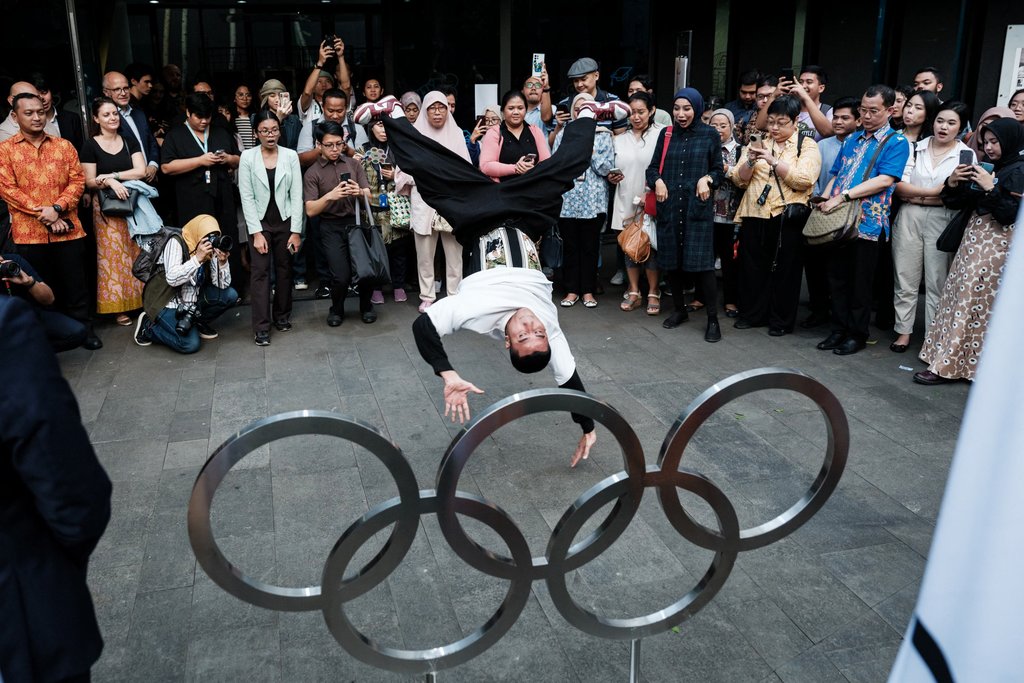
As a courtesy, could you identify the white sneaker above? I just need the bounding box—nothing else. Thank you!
[353,95,403,125]
[577,100,630,121]
[610,270,625,286]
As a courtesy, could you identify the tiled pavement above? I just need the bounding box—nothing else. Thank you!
[62,275,969,682]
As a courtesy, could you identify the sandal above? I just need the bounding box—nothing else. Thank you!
[560,295,579,307]
[646,291,661,316]
[685,300,705,312]
[582,297,598,308]
[116,314,133,326]
[620,292,641,311]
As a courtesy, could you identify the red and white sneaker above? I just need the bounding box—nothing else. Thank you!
[577,100,630,122]
[354,95,403,125]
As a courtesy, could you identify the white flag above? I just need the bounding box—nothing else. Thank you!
[889,200,1024,681]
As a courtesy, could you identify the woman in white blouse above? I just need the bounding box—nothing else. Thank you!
[609,92,665,314]
[890,102,974,353]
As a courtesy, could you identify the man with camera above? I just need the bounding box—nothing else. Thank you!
[303,120,376,326]
[134,214,236,353]
[1,252,88,350]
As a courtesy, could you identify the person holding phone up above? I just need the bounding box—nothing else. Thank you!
[239,111,304,346]
[255,79,302,150]
[303,120,376,327]
[915,118,1024,385]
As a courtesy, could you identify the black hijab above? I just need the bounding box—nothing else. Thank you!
[980,117,1024,171]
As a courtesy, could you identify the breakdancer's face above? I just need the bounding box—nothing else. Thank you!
[504,308,550,356]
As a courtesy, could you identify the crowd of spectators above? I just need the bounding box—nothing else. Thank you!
[1,45,1022,385]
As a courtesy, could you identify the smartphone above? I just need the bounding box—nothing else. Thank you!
[214,149,225,156]
[780,67,795,80]
[609,167,622,175]
[279,92,291,107]
[958,149,974,166]
[287,242,298,254]
[531,53,545,79]
[748,132,763,149]
[380,162,393,171]
[323,35,337,53]
[555,103,570,115]
[339,172,351,183]
[523,153,537,163]
[969,161,994,192]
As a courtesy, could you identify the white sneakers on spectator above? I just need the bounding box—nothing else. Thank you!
[354,96,404,125]
[610,270,625,286]
[576,100,630,121]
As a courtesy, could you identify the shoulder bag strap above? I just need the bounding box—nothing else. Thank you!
[772,134,803,202]
[860,131,896,184]
[657,128,672,174]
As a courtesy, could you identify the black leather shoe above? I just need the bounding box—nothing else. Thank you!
[662,310,689,329]
[800,312,830,329]
[889,341,909,353]
[724,308,739,318]
[768,327,786,337]
[833,338,866,355]
[82,333,103,350]
[733,318,753,330]
[817,332,846,350]
[361,310,378,324]
[274,320,292,332]
[326,311,343,327]
[704,318,722,343]
[913,370,953,385]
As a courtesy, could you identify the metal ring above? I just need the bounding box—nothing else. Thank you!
[186,410,419,611]
[320,491,533,674]
[545,466,740,639]
[434,389,646,581]
[656,367,849,552]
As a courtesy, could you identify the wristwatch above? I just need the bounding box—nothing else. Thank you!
[315,63,324,70]
[51,203,63,214]
[841,191,852,203]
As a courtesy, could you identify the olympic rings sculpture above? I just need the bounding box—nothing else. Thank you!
[188,367,848,676]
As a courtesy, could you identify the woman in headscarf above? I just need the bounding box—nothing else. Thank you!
[965,105,1015,159]
[915,117,1024,384]
[553,93,615,308]
[360,118,411,305]
[255,79,302,150]
[395,90,468,312]
[400,91,422,123]
[646,87,726,342]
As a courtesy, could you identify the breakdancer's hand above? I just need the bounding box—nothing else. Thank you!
[570,431,597,468]
[440,370,485,424]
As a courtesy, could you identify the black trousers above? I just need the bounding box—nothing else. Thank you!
[669,269,717,317]
[321,219,373,315]
[738,216,803,330]
[695,222,739,308]
[382,115,596,243]
[560,215,603,295]
[387,232,411,288]
[248,222,294,334]
[827,238,879,343]
[17,239,91,324]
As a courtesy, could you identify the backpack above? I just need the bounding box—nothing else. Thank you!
[132,225,184,283]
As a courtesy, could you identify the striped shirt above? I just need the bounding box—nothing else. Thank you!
[158,237,232,310]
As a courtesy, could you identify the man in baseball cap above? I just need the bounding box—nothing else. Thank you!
[555,57,627,132]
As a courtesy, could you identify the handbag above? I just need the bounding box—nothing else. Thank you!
[539,224,563,269]
[347,195,391,287]
[936,208,971,253]
[430,210,454,233]
[644,127,673,216]
[99,187,140,217]
[803,131,896,246]
[773,134,812,229]
[385,191,411,228]
[618,208,651,263]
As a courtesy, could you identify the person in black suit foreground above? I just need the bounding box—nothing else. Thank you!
[0,295,112,681]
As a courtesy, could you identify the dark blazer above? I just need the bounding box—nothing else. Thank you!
[55,110,85,153]
[0,296,112,682]
[118,105,161,165]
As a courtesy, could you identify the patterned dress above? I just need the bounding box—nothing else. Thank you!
[920,213,1015,381]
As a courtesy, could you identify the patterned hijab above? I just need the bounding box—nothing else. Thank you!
[413,91,471,162]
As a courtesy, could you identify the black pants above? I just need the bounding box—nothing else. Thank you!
[293,214,332,283]
[16,239,91,325]
[387,232,411,288]
[827,238,879,343]
[738,216,803,330]
[669,269,717,317]
[560,215,603,295]
[321,219,373,316]
[382,115,596,243]
[696,222,739,308]
[248,223,293,334]
[803,241,830,317]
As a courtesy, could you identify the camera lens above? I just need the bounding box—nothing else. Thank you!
[0,261,22,279]
[208,234,234,252]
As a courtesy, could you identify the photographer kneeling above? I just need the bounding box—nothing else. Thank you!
[1,253,88,351]
[134,214,237,353]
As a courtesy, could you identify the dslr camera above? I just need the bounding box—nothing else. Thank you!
[206,233,234,252]
[175,303,199,336]
[0,260,22,279]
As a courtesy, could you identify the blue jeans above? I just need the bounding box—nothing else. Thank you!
[149,284,238,354]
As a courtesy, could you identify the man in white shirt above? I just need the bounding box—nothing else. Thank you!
[102,71,160,183]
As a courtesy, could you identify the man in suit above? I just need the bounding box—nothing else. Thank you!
[103,71,160,183]
[0,295,112,681]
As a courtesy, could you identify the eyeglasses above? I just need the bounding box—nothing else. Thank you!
[858,107,884,116]
[426,104,448,113]
[756,93,772,101]
[105,86,131,94]
[524,81,543,89]
[483,117,501,125]
[257,129,280,136]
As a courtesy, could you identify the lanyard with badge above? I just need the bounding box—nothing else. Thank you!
[188,125,211,184]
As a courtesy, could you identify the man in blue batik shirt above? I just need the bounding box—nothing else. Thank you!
[813,84,910,356]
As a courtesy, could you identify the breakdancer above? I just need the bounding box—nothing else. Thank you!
[355,94,628,466]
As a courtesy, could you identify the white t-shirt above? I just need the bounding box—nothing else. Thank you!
[425,267,576,384]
